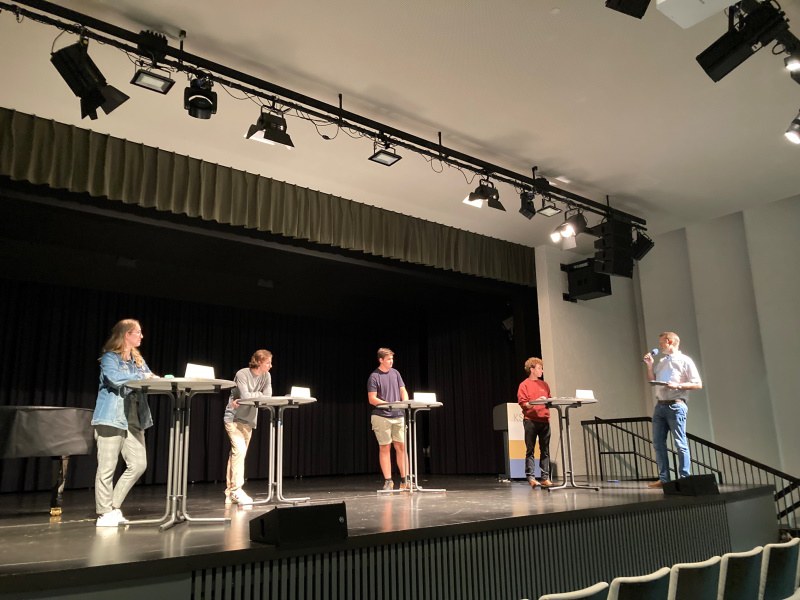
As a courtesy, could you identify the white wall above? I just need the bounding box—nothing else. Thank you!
[536,193,800,478]
[535,244,646,478]
[640,196,800,474]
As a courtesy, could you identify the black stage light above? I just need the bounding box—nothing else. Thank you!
[184,76,217,119]
[605,0,652,19]
[50,38,129,120]
[538,197,562,217]
[519,191,537,219]
[463,179,505,211]
[696,1,789,82]
[245,109,294,148]
[785,110,800,144]
[369,141,401,166]
[131,68,175,94]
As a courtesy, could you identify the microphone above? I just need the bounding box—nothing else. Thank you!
[643,347,659,363]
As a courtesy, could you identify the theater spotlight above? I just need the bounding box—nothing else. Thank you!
[551,211,587,243]
[538,197,562,217]
[244,108,294,148]
[696,0,789,82]
[786,53,800,72]
[605,0,651,19]
[50,37,129,120]
[519,190,537,219]
[463,179,505,211]
[184,76,217,119]
[368,141,401,166]
[785,110,800,144]
[131,66,175,94]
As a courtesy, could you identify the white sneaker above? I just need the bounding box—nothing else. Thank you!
[230,490,253,505]
[96,508,127,527]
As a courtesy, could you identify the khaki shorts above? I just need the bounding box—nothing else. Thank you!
[371,414,405,445]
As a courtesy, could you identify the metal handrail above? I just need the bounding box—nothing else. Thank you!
[582,416,799,533]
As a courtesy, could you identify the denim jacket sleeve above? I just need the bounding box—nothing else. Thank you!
[100,353,151,390]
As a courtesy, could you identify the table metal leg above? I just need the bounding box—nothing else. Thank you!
[251,406,277,505]
[180,395,230,525]
[408,408,444,494]
[547,405,598,492]
[275,406,309,504]
[128,392,178,526]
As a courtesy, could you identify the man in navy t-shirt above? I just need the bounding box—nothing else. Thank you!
[367,347,409,491]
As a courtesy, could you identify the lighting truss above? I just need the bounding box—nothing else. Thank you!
[3,0,647,231]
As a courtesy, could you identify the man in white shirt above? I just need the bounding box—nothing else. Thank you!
[643,332,702,488]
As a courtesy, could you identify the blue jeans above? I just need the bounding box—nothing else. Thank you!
[652,401,690,482]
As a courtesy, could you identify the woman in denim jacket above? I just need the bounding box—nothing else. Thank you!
[92,318,156,527]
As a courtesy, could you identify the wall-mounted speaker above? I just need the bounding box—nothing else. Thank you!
[249,502,348,547]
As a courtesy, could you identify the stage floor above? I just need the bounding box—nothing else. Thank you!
[0,475,752,580]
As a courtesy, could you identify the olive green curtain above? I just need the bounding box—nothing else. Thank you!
[0,107,535,285]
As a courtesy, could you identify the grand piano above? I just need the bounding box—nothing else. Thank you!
[0,406,94,516]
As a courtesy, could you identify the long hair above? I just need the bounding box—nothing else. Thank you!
[101,319,144,367]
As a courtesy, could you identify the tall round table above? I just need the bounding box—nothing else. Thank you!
[127,377,235,530]
[376,400,445,495]
[237,395,317,505]
[531,397,599,492]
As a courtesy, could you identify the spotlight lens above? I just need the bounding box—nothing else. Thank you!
[550,231,562,243]
[785,129,800,144]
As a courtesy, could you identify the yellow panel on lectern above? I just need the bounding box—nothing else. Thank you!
[509,439,539,459]
[509,440,525,459]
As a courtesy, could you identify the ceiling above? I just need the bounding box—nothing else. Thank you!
[1,0,799,250]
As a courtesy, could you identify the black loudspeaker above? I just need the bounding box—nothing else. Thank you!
[662,474,720,496]
[563,259,612,301]
[249,502,348,547]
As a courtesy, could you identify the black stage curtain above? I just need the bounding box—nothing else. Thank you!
[0,278,521,493]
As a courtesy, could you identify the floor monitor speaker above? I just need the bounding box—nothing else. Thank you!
[662,474,719,496]
[249,502,348,546]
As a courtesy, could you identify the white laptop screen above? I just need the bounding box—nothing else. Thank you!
[290,386,311,398]
[185,363,215,379]
[576,389,595,400]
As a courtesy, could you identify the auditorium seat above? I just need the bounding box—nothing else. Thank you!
[539,581,609,600]
[608,566,671,600]
[717,546,763,600]
[667,555,721,600]
[759,537,800,600]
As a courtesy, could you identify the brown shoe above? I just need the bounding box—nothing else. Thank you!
[647,480,663,489]
[399,480,410,491]
[528,478,540,488]
[539,479,554,488]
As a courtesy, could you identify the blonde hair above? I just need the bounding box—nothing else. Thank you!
[659,331,680,347]
[524,357,543,374]
[377,347,394,360]
[249,349,272,369]
[101,319,145,367]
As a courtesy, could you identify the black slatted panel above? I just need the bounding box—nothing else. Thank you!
[192,502,730,599]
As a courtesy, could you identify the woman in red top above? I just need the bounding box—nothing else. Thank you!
[517,357,553,488]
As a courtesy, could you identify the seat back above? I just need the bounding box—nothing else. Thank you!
[539,581,609,600]
[717,546,763,600]
[760,537,800,600]
[667,555,721,600]
[608,567,671,600]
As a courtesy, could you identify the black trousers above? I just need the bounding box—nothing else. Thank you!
[523,419,551,480]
